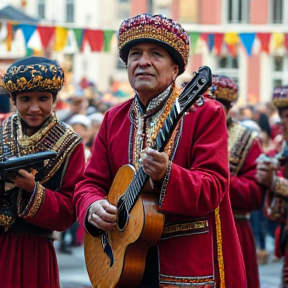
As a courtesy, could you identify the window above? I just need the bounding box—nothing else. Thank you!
[227,0,250,23]
[270,0,284,23]
[37,0,45,20]
[215,55,239,88]
[118,0,130,20]
[66,0,74,23]
[271,56,288,90]
[147,0,153,15]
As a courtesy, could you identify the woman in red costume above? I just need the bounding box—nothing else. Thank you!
[0,56,85,288]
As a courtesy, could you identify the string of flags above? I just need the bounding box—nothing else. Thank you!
[1,20,288,56]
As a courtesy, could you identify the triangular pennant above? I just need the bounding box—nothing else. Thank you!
[188,32,200,53]
[103,30,115,52]
[72,28,84,50]
[201,33,208,44]
[284,34,288,50]
[214,33,224,55]
[6,23,13,51]
[54,27,69,52]
[257,33,271,53]
[18,24,37,45]
[272,33,284,50]
[207,34,214,52]
[37,26,55,49]
[85,29,104,52]
[224,33,239,57]
[239,33,256,56]
[226,44,237,57]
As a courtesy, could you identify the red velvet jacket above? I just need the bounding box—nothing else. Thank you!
[74,96,246,288]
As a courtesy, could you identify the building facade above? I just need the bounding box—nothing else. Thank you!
[1,0,288,105]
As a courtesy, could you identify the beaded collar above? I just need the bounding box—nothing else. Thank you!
[129,84,182,169]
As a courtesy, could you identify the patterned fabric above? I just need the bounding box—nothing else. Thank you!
[206,75,238,104]
[3,56,64,93]
[227,117,257,176]
[273,85,288,109]
[118,13,190,75]
[0,113,82,228]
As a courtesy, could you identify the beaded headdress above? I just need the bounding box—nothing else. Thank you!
[3,56,64,93]
[118,13,190,75]
[205,75,238,104]
[272,85,288,109]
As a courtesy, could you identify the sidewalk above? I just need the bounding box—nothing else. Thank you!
[56,242,282,288]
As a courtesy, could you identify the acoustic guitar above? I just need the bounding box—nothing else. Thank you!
[84,66,212,288]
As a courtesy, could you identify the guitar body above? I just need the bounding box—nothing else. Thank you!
[84,164,165,288]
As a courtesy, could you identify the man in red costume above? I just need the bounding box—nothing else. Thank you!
[205,75,264,288]
[0,56,85,288]
[256,85,288,288]
[74,14,246,288]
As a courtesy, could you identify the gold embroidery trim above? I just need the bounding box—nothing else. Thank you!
[160,274,214,284]
[23,183,45,219]
[163,220,208,235]
[215,207,226,288]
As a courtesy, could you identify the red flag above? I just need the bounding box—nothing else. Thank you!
[84,29,104,52]
[257,33,271,53]
[284,34,288,51]
[214,33,224,55]
[201,33,208,44]
[37,26,55,49]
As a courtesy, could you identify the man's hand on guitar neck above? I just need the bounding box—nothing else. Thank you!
[141,148,169,185]
[88,199,117,231]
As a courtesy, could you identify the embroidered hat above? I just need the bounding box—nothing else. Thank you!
[3,56,64,93]
[118,13,190,75]
[272,85,288,109]
[205,75,238,104]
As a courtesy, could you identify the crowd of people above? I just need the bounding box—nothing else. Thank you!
[1,12,288,288]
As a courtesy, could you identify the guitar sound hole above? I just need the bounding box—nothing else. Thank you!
[117,196,129,231]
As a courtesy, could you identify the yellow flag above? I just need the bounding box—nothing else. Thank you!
[273,33,284,50]
[54,27,68,52]
[224,32,239,45]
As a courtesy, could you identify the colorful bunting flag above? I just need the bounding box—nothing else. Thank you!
[54,27,68,52]
[272,33,284,50]
[37,26,55,49]
[18,24,36,45]
[84,29,104,52]
[257,33,271,53]
[284,34,288,50]
[103,30,115,52]
[72,28,84,51]
[188,32,200,53]
[224,33,239,57]
[239,33,256,56]
[2,19,288,58]
[214,33,224,55]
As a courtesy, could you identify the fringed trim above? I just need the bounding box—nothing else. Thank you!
[214,207,226,288]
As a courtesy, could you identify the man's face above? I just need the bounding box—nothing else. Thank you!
[127,42,179,106]
[280,108,288,133]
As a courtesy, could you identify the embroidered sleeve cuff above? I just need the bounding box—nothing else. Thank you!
[159,160,172,207]
[274,176,288,198]
[18,182,46,219]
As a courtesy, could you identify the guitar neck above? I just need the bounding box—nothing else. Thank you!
[122,66,212,213]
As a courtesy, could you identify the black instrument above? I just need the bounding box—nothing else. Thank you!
[0,151,57,178]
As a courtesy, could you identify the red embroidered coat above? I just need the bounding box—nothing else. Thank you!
[228,119,264,288]
[0,115,86,288]
[74,95,247,288]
